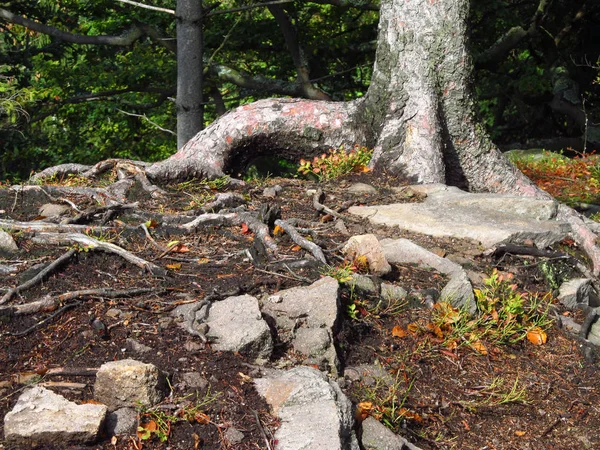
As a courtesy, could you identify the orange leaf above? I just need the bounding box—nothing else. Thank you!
[241,223,251,234]
[426,323,444,339]
[407,323,419,334]
[355,402,374,422]
[527,327,547,345]
[291,244,302,251]
[392,325,407,338]
[273,225,284,235]
[398,408,423,423]
[166,263,182,270]
[197,258,209,264]
[514,430,526,437]
[470,339,488,355]
[195,412,211,424]
[172,243,190,253]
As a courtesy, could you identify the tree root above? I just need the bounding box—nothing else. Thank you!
[0,218,119,234]
[274,219,326,264]
[31,232,168,277]
[0,248,77,305]
[0,287,162,317]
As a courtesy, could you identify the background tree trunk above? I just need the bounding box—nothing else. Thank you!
[176,0,204,149]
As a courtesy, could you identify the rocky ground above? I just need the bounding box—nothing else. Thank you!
[1,171,599,450]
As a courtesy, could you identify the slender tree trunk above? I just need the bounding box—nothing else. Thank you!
[176,0,204,149]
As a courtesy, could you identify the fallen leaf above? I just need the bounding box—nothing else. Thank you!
[241,223,252,234]
[273,225,284,235]
[527,327,547,345]
[470,339,488,355]
[166,263,182,270]
[197,258,210,264]
[355,402,373,422]
[291,244,302,251]
[392,325,407,338]
[171,243,190,253]
[515,430,526,437]
[398,408,423,423]
[238,372,253,384]
[81,399,104,405]
[426,323,444,339]
[407,323,420,334]
[195,412,211,424]
[111,436,118,446]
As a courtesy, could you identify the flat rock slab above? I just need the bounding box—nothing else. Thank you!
[4,386,107,446]
[254,366,359,450]
[349,184,569,248]
[205,294,273,359]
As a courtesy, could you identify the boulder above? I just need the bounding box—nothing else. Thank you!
[94,359,167,410]
[558,279,600,309]
[0,229,18,254]
[254,366,359,450]
[349,184,568,248]
[205,294,273,359]
[261,277,340,374]
[361,416,423,450]
[4,386,107,445]
[38,203,70,218]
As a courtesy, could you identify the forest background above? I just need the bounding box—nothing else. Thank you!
[0,0,599,182]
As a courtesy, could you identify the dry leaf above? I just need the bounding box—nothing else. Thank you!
[398,408,423,423]
[515,430,526,437]
[195,412,211,424]
[197,258,209,264]
[407,323,420,334]
[291,244,302,251]
[166,263,182,270]
[426,323,444,339]
[273,225,284,235]
[470,339,488,355]
[392,325,407,338]
[240,223,252,234]
[238,372,253,384]
[527,327,547,345]
[355,402,374,422]
[111,436,118,446]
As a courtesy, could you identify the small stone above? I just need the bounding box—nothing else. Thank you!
[158,317,173,329]
[0,230,18,254]
[125,338,152,354]
[347,183,378,196]
[182,372,209,390]
[38,203,70,218]
[343,234,391,276]
[184,340,203,352]
[105,308,122,319]
[225,427,245,444]
[334,220,350,236]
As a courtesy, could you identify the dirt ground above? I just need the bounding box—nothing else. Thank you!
[0,171,599,450]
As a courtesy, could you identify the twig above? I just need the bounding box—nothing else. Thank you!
[46,367,98,376]
[116,108,176,135]
[0,248,77,305]
[250,408,272,450]
[7,301,81,337]
[140,222,169,251]
[115,0,174,14]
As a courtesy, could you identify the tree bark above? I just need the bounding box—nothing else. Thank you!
[176,0,204,148]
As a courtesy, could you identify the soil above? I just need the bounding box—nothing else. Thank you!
[0,172,599,450]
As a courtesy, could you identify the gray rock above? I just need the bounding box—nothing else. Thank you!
[225,427,245,444]
[105,308,122,318]
[183,340,203,352]
[4,386,107,445]
[361,416,423,450]
[261,277,340,374]
[254,366,359,450]
[181,372,209,390]
[343,234,392,276]
[380,238,476,314]
[105,407,138,436]
[38,203,70,218]
[205,294,273,359]
[263,185,282,198]
[125,338,152,354]
[349,184,568,248]
[334,220,350,236]
[94,359,167,410]
[0,230,18,254]
[348,183,378,195]
[344,362,394,387]
[293,328,331,356]
[345,274,378,296]
[558,279,600,309]
[380,283,408,302]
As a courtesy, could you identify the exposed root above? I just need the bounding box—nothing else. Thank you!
[63,202,138,225]
[274,219,326,264]
[0,218,118,234]
[0,248,77,305]
[31,232,168,277]
[557,204,600,276]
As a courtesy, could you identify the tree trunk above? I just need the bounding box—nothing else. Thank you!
[149,0,540,198]
[176,0,204,149]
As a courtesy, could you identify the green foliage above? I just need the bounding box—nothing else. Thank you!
[298,145,373,181]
